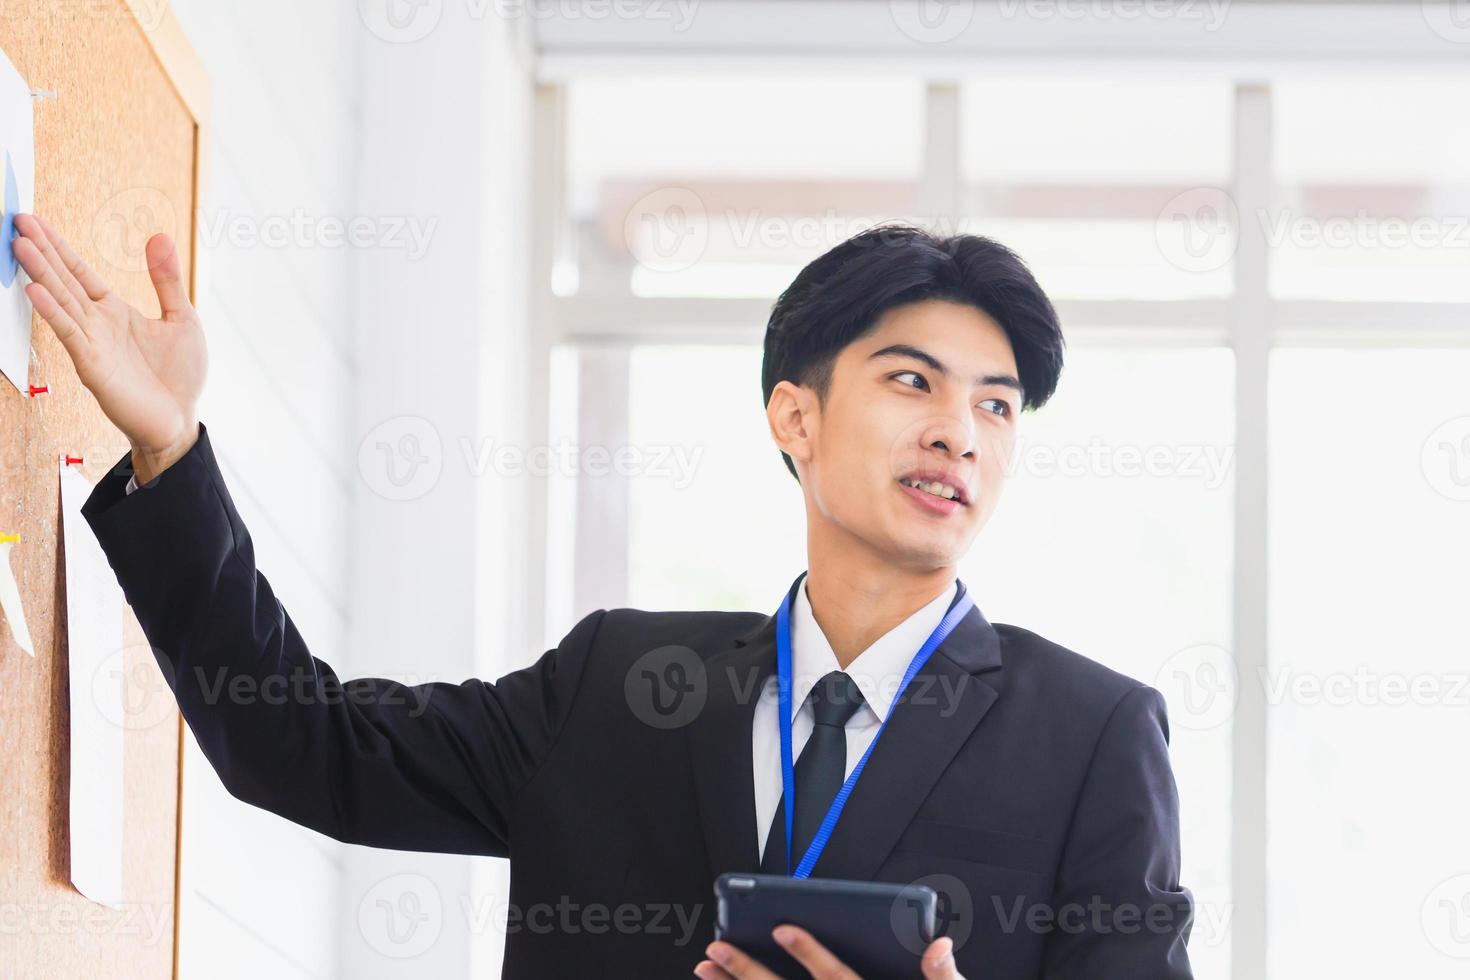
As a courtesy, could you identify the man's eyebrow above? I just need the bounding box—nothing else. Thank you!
[867,343,1024,392]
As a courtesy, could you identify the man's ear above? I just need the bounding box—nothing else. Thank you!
[767,380,818,466]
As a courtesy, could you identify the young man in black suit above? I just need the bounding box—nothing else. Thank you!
[15,213,1193,978]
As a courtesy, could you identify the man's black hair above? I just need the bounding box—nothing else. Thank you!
[760,223,1066,481]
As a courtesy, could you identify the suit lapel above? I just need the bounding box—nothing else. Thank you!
[810,588,1003,881]
[686,574,797,879]
[686,576,1005,884]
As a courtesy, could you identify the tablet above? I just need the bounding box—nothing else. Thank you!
[713,872,938,979]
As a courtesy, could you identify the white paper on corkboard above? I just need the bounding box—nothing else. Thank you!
[0,42,35,393]
[0,535,35,655]
[60,460,126,909]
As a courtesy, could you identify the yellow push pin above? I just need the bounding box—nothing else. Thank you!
[0,531,35,656]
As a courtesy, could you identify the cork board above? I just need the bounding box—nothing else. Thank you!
[0,3,207,978]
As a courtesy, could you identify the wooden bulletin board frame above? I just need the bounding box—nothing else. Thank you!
[0,3,209,977]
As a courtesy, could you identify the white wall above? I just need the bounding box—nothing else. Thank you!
[347,6,537,980]
[167,3,537,977]
[166,1,360,977]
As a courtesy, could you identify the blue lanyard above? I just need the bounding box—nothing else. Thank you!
[776,574,976,878]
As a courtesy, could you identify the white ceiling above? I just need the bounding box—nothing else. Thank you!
[532,1,1470,78]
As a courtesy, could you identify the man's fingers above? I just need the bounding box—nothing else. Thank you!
[23,279,77,335]
[772,925,860,980]
[23,280,92,362]
[693,960,738,980]
[145,233,191,316]
[33,214,110,301]
[701,933,959,980]
[921,936,962,979]
[13,235,90,337]
[14,214,93,319]
[703,941,781,979]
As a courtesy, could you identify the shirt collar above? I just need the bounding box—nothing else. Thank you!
[788,576,960,724]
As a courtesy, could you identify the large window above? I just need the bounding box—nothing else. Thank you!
[1272,78,1470,302]
[535,69,1470,980]
[1267,348,1470,978]
[565,74,925,299]
[627,344,805,611]
[959,75,1235,301]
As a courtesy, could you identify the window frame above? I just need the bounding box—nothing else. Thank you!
[526,73,1470,980]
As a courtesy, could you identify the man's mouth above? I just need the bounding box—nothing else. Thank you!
[896,473,969,506]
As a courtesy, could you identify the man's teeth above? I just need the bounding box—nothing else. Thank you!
[900,477,958,501]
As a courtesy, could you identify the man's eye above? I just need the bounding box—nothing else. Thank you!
[893,371,928,391]
[979,398,1012,418]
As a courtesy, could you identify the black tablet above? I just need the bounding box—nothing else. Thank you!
[713,873,938,979]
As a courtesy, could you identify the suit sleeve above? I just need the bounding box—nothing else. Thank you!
[82,421,608,857]
[1042,685,1195,978]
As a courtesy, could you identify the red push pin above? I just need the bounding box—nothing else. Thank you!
[27,385,48,397]
[64,454,83,466]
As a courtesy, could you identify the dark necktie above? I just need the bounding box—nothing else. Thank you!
[760,670,867,875]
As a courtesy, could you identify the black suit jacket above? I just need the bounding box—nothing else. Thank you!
[83,422,1194,979]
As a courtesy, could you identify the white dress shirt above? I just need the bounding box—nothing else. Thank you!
[750,574,959,863]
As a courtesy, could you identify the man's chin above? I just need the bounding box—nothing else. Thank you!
[880,532,970,571]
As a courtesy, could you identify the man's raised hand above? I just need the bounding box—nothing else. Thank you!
[13,213,206,482]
